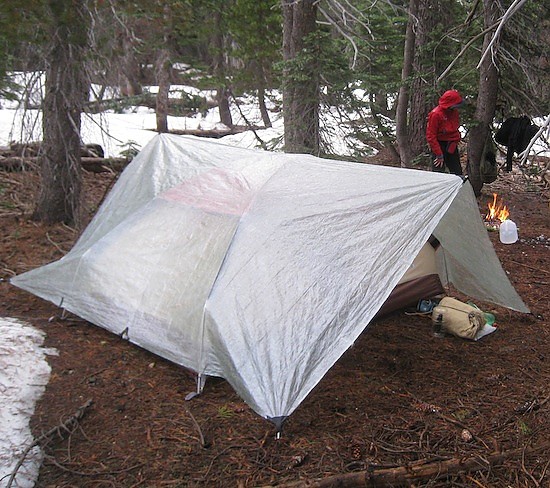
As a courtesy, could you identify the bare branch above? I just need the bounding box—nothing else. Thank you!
[318,7,361,69]
[5,400,93,488]
[437,22,499,84]
[476,0,528,69]
[519,114,550,164]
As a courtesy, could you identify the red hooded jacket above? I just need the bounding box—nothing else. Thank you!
[426,90,463,156]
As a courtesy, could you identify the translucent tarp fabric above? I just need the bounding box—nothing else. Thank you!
[11,134,529,421]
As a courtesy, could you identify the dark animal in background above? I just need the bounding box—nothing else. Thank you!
[495,116,539,172]
[81,143,105,158]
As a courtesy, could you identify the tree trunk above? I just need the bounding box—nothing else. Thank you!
[33,1,89,227]
[467,0,500,196]
[395,0,418,167]
[217,87,233,128]
[212,8,233,128]
[258,84,272,128]
[120,33,142,97]
[409,0,444,159]
[156,47,170,133]
[397,0,448,168]
[369,94,399,159]
[282,0,319,155]
[156,4,172,133]
[372,91,391,118]
[256,62,272,128]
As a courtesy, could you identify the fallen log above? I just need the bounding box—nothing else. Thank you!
[170,128,239,139]
[81,157,128,173]
[262,443,549,488]
[0,156,128,173]
[170,126,260,139]
[1,142,106,158]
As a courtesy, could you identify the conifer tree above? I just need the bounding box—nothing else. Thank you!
[33,1,91,226]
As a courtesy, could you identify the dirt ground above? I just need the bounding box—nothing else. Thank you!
[1,154,549,488]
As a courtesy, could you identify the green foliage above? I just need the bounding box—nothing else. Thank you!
[278,25,354,92]
[0,0,547,158]
[453,408,472,422]
[102,93,156,113]
[216,405,234,419]
[0,75,20,103]
[178,90,208,112]
[93,89,207,117]
[0,1,38,96]
[497,2,550,115]
[352,2,408,97]
[516,419,532,436]
[226,0,282,90]
[432,3,482,95]
[118,140,140,161]
[226,0,281,59]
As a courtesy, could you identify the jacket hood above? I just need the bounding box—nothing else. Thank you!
[438,90,463,109]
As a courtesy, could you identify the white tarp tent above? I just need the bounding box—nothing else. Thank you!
[12,134,529,428]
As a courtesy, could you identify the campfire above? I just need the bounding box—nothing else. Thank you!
[484,193,519,244]
[485,193,509,230]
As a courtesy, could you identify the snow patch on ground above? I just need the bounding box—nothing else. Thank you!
[0,318,57,488]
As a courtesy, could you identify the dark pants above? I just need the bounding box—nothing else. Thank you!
[432,141,463,175]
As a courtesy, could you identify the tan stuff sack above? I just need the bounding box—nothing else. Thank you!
[432,297,486,340]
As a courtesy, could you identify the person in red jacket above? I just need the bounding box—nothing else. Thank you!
[426,89,464,175]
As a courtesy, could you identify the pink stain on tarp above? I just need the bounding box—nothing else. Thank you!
[159,168,254,216]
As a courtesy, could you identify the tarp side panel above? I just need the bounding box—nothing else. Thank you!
[12,148,282,373]
[205,162,463,418]
[13,198,239,370]
[72,134,281,254]
[434,184,529,313]
[70,134,170,254]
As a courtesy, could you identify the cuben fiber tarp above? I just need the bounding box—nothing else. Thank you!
[12,134,528,427]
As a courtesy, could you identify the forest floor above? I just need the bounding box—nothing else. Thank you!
[0,151,549,488]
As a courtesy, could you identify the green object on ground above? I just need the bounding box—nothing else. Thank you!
[467,301,496,326]
[484,313,496,326]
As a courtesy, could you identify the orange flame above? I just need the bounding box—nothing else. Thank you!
[486,193,509,222]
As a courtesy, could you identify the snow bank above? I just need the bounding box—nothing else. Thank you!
[0,318,56,488]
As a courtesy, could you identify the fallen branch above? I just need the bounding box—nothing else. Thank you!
[509,260,550,275]
[229,89,267,150]
[184,405,210,448]
[261,443,549,488]
[43,454,142,477]
[5,399,93,488]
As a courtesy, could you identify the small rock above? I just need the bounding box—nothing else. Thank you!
[461,429,473,442]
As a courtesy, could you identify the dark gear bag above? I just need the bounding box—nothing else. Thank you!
[480,134,498,184]
[495,116,539,171]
